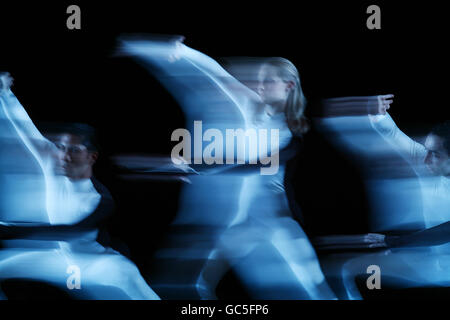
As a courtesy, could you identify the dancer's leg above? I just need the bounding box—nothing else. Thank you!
[80,252,160,300]
[0,249,73,296]
[196,248,232,299]
[208,219,336,299]
[340,249,443,300]
[270,221,337,300]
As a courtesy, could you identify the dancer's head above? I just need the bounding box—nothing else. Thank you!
[424,121,450,176]
[257,58,309,136]
[45,123,99,180]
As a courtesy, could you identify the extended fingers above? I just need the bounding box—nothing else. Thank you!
[380,94,394,110]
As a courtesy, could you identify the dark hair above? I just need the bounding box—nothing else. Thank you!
[262,57,309,136]
[39,122,99,152]
[430,121,450,154]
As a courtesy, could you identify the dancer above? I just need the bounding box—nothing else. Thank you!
[330,94,450,299]
[120,37,337,299]
[0,72,160,300]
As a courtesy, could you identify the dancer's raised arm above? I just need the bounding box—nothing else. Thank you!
[118,36,265,122]
[368,94,427,166]
[0,72,55,163]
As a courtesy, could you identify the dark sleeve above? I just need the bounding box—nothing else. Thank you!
[76,178,115,229]
[284,137,306,228]
[386,221,450,248]
[1,178,115,241]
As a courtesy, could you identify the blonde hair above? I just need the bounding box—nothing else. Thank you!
[263,58,309,136]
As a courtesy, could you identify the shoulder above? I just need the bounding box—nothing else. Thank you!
[91,177,113,200]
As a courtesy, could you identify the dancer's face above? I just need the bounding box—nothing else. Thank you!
[256,65,292,107]
[424,134,450,176]
[52,133,97,180]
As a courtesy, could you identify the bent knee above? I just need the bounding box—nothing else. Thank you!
[84,254,142,286]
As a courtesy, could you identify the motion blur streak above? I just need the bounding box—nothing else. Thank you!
[119,36,336,299]
[317,96,450,299]
[0,76,159,299]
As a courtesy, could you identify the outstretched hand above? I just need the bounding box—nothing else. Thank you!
[376,94,394,115]
[0,72,14,93]
[364,233,387,248]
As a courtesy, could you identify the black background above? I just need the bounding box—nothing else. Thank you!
[1,1,449,299]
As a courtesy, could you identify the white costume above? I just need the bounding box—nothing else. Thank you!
[0,88,160,300]
[371,113,450,230]
[207,111,336,299]
[339,112,450,299]
[120,38,336,299]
